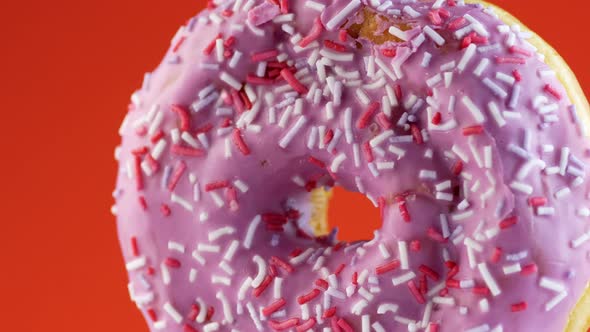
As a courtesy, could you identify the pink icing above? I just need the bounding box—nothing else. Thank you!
[114,0,590,331]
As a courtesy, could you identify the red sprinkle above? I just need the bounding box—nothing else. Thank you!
[164,257,181,268]
[297,289,320,304]
[496,56,526,64]
[167,161,187,192]
[147,308,158,322]
[299,17,324,48]
[511,301,528,312]
[205,180,230,192]
[270,256,294,273]
[431,112,442,125]
[262,298,286,316]
[337,318,354,332]
[491,247,503,263]
[544,84,562,100]
[323,307,336,319]
[253,275,273,297]
[279,0,289,14]
[203,33,222,55]
[398,200,411,222]
[362,141,374,163]
[138,196,148,210]
[308,156,326,169]
[428,323,440,332]
[251,49,279,62]
[452,160,463,176]
[427,227,446,243]
[324,40,347,52]
[509,45,532,57]
[410,240,422,251]
[315,278,329,289]
[232,129,251,155]
[410,124,423,144]
[133,155,143,191]
[473,285,490,296]
[171,145,206,157]
[513,69,522,82]
[183,324,198,332]
[357,102,380,129]
[520,263,538,276]
[381,48,397,57]
[448,17,466,30]
[338,29,348,42]
[296,318,317,332]
[324,129,334,145]
[428,10,443,25]
[462,125,484,136]
[280,68,308,94]
[419,264,441,281]
[269,318,299,331]
[351,271,358,285]
[528,196,547,207]
[408,280,426,304]
[375,260,401,275]
[499,216,518,229]
[130,237,140,256]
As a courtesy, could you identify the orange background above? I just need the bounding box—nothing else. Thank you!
[1,0,588,331]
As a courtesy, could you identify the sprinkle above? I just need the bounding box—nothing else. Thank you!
[478,263,501,296]
[511,301,527,312]
[462,96,485,123]
[163,302,183,323]
[545,291,568,311]
[281,68,308,94]
[279,116,307,149]
[423,26,445,46]
[326,0,361,30]
[482,78,508,99]
[220,71,243,90]
[244,215,261,249]
[544,84,562,100]
[458,44,477,72]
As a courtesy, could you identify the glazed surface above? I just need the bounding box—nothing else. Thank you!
[114,0,590,331]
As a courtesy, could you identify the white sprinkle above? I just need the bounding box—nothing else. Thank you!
[473,58,490,77]
[462,96,485,123]
[168,241,185,253]
[279,115,307,149]
[391,271,416,286]
[545,291,568,311]
[403,5,421,18]
[482,78,508,99]
[326,0,361,30]
[503,263,522,275]
[370,130,394,148]
[572,232,590,248]
[331,153,347,173]
[223,240,240,261]
[238,277,253,301]
[388,26,408,41]
[540,277,566,293]
[229,50,242,68]
[398,241,409,269]
[458,44,477,72]
[424,26,445,46]
[244,215,261,249]
[433,296,456,306]
[510,181,533,194]
[126,256,146,271]
[452,144,470,163]
[163,302,183,323]
[246,302,263,331]
[305,0,326,12]
[554,187,571,199]
[508,85,521,109]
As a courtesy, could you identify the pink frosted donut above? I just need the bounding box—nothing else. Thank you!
[113,0,590,331]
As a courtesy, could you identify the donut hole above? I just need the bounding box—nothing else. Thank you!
[327,187,381,242]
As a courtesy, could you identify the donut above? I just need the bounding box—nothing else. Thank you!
[112,0,590,331]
